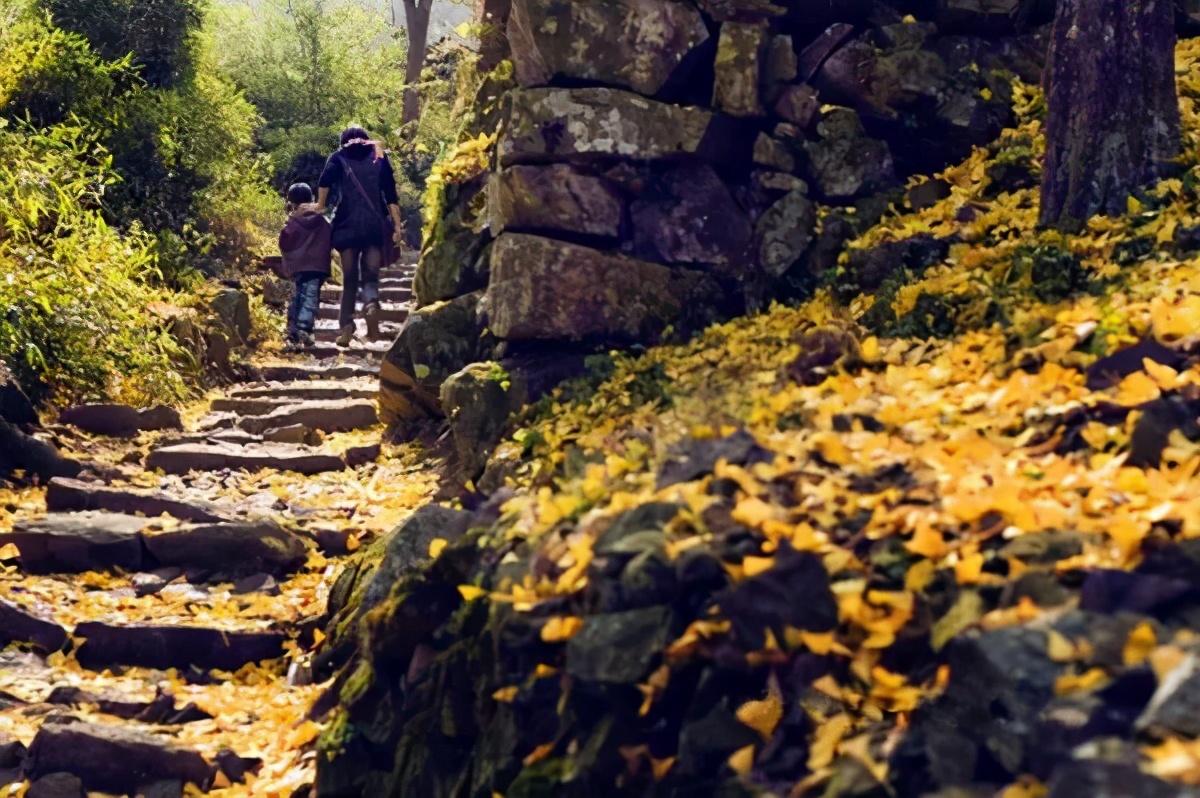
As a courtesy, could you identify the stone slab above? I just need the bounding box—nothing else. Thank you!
[45,478,231,524]
[2,512,147,573]
[146,443,347,475]
[74,622,287,671]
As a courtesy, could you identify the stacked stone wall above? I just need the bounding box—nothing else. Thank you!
[382,0,1053,478]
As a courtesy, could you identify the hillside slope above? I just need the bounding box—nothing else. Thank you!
[317,35,1200,798]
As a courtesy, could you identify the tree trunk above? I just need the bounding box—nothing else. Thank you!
[0,420,83,481]
[477,0,512,71]
[1040,0,1180,230]
[401,0,433,125]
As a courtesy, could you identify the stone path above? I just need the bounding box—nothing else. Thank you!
[0,259,435,796]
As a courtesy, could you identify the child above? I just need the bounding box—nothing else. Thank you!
[278,183,332,349]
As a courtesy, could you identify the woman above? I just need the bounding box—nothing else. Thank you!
[315,126,405,346]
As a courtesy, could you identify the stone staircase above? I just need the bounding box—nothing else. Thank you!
[0,256,420,795]
[307,262,414,350]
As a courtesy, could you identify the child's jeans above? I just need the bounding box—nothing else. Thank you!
[287,272,324,339]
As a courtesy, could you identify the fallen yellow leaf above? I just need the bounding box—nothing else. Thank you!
[540,616,584,643]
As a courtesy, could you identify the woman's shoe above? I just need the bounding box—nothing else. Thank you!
[364,302,382,340]
[335,324,356,347]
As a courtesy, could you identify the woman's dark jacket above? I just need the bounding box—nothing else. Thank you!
[318,150,399,251]
[278,204,332,278]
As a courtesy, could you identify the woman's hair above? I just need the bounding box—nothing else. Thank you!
[339,125,373,159]
[286,183,314,206]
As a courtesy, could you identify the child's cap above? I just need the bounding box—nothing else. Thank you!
[287,183,314,205]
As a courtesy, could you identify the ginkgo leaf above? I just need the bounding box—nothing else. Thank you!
[727,744,756,776]
[1123,621,1157,666]
[736,678,783,741]
[540,616,584,643]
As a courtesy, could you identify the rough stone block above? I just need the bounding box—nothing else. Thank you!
[500,87,744,166]
[489,164,623,239]
[508,0,708,95]
[486,233,720,342]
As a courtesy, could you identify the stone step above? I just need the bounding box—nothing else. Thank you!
[209,392,380,416]
[312,321,403,344]
[45,477,231,523]
[43,686,211,724]
[73,620,287,672]
[156,429,262,448]
[299,340,389,360]
[0,597,67,653]
[58,404,182,438]
[316,303,409,323]
[145,441,356,475]
[26,720,225,794]
[320,285,412,303]
[209,399,378,436]
[381,264,417,279]
[1,512,308,576]
[226,380,378,403]
[253,362,379,382]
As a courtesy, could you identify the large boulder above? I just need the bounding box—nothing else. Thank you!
[442,353,587,480]
[414,173,489,306]
[441,363,517,483]
[629,163,754,276]
[499,87,748,166]
[379,292,490,428]
[320,505,475,667]
[209,288,251,343]
[485,233,722,342]
[507,0,709,95]
[713,21,770,116]
[489,164,624,240]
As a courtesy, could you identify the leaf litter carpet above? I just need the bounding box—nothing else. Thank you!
[0,346,436,796]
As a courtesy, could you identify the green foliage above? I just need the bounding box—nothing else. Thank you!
[0,0,278,405]
[41,0,203,88]
[0,117,193,405]
[0,6,135,127]
[2,0,277,282]
[1017,243,1093,303]
[210,0,409,188]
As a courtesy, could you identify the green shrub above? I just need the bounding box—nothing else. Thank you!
[40,0,203,88]
[0,118,194,406]
[0,6,134,127]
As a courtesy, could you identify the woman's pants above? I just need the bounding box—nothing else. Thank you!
[338,246,383,329]
[287,273,324,339]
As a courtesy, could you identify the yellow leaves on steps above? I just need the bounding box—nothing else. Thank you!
[1123,621,1158,666]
